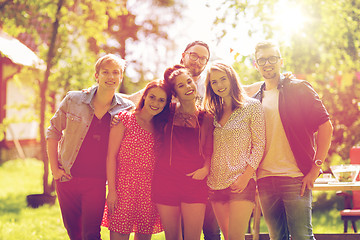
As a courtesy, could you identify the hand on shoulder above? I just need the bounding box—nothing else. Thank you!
[243,81,263,97]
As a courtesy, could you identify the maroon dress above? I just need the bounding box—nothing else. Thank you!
[152,106,213,205]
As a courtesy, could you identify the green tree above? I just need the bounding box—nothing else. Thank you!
[98,0,181,93]
[1,0,124,195]
[0,0,181,196]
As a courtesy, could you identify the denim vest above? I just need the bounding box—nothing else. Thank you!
[46,86,134,180]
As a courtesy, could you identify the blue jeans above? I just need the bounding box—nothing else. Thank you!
[257,176,315,240]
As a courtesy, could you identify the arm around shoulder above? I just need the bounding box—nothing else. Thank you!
[243,81,263,97]
[118,88,145,106]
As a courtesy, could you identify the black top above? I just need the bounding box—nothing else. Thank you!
[71,112,111,179]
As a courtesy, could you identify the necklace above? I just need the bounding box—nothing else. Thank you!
[174,111,199,128]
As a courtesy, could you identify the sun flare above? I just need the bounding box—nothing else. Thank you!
[273,0,306,44]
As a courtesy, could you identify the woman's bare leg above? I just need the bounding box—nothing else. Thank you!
[211,201,230,240]
[228,200,254,240]
[181,202,206,240]
[134,233,152,240]
[156,204,182,240]
[110,231,130,240]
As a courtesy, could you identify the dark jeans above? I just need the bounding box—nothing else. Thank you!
[203,200,221,240]
[56,177,106,240]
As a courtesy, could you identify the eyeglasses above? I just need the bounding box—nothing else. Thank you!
[187,52,208,65]
[256,56,281,66]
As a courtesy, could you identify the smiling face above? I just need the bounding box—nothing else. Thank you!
[173,72,197,101]
[142,87,168,116]
[209,70,231,100]
[255,47,283,81]
[95,60,123,91]
[181,44,209,78]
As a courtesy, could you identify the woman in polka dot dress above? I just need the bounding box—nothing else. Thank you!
[204,62,266,240]
[102,79,171,240]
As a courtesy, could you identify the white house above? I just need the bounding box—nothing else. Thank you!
[0,30,44,161]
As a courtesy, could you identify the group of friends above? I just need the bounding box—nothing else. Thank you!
[46,40,334,240]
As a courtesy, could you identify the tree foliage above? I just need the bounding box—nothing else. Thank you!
[99,0,182,93]
[0,0,180,194]
[1,0,125,194]
[212,0,360,162]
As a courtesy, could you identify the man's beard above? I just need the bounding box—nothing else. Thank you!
[188,65,203,77]
[262,71,277,79]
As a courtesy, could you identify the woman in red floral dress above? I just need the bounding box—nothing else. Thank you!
[102,79,171,240]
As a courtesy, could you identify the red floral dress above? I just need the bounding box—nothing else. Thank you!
[102,111,163,234]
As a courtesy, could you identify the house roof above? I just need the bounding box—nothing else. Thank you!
[0,31,44,68]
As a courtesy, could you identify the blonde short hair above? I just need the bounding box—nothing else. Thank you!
[95,54,126,74]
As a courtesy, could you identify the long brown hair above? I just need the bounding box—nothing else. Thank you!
[135,79,172,135]
[204,62,246,121]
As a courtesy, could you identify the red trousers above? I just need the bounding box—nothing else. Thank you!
[55,177,106,240]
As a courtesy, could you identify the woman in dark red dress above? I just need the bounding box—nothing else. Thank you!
[152,65,214,240]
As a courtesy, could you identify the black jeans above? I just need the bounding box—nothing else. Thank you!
[203,200,221,240]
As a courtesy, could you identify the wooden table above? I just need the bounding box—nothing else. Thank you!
[251,181,360,240]
[313,181,360,191]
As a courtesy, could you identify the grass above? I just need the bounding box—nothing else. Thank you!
[0,158,68,240]
[0,159,348,240]
[0,158,163,240]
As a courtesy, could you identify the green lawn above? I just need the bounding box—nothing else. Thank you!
[0,159,348,239]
